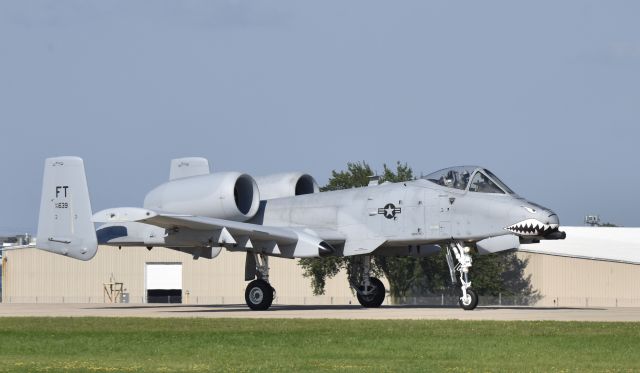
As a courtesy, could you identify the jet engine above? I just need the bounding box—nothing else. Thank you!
[254,173,319,200]
[143,172,260,221]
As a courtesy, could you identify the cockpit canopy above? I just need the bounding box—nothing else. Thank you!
[423,166,515,194]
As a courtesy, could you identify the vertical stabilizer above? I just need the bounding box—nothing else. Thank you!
[169,157,210,180]
[36,157,97,260]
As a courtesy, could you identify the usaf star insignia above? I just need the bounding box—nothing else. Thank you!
[378,203,401,220]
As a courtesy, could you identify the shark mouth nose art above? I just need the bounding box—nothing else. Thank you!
[505,219,559,236]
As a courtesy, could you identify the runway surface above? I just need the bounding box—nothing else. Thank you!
[1,303,639,321]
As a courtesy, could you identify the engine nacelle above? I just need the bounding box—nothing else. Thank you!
[143,172,260,221]
[254,173,319,200]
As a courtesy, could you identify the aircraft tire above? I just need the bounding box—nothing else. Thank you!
[459,288,478,311]
[245,279,274,311]
[356,277,385,308]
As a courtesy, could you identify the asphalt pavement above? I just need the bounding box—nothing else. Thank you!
[1,303,639,321]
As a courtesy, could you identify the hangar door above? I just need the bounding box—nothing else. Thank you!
[146,263,182,303]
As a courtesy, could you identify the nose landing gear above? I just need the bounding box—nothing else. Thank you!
[446,242,479,310]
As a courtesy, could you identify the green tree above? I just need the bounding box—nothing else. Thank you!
[299,256,347,295]
[321,161,374,192]
[300,161,415,296]
[299,161,537,300]
[373,256,422,298]
[414,247,537,298]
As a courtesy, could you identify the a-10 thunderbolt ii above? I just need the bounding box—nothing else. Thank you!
[36,156,566,311]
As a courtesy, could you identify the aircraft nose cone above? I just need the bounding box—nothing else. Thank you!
[505,205,561,237]
[543,212,566,240]
[546,212,560,227]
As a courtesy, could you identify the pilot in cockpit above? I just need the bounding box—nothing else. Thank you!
[442,170,456,188]
[458,170,470,190]
[425,167,512,194]
[441,169,470,190]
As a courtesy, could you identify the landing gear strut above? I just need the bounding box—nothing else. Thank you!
[446,242,479,311]
[244,253,275,310]
[353,255,386,308]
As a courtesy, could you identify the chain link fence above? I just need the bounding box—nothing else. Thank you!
[3,294,640,308]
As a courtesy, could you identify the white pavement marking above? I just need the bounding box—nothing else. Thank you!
[0,303,639,322]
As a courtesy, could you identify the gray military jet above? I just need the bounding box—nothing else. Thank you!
[36,157,566,311]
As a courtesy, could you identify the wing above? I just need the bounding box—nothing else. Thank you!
[92,207,342,258]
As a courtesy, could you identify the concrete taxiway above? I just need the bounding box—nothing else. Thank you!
[0,303,639,321]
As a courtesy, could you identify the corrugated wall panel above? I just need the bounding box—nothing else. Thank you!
[518,252,640,307]
[4,247,639,307]
[2,246,358,304]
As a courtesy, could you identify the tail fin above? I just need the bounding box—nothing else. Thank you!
[169,157,210,180]
[36,157,97,260]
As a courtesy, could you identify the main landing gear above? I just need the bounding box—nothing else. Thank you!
[353,255,386,308]
[245,253,275,310]
[446,242,479,311]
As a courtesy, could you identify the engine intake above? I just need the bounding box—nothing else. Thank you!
[144,172,260,221]
[255,173,319,200]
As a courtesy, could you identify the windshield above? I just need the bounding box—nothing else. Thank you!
[469,172,504,194]
[483,169,515,194]
[423,166,515,194]
[423,166,476,191]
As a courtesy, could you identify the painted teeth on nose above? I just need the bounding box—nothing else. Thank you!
[505,219,556,236]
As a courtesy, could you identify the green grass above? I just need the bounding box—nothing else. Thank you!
[0,318,639,372]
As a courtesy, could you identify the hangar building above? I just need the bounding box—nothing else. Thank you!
[2,246,358,305]
[2,227,639,307]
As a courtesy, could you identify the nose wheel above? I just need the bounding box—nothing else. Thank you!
[446,242,479,311]
[458,288,478,310]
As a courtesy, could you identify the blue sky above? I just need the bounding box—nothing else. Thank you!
[1,0,639,234]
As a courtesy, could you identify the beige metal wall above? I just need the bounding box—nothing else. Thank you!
[517,252,640,307]
[3,247,640,307]
[2,246,358,305]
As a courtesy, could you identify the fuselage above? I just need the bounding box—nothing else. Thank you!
[256,177,559,248]
[94,165,561,258]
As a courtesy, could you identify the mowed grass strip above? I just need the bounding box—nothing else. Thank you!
[0,317,638,372]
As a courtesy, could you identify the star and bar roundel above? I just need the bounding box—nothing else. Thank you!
[378,203,402,220]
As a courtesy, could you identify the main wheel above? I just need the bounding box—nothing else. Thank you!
[356,277,386,308]
[245,279,274,311]
[459,288,479,310]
